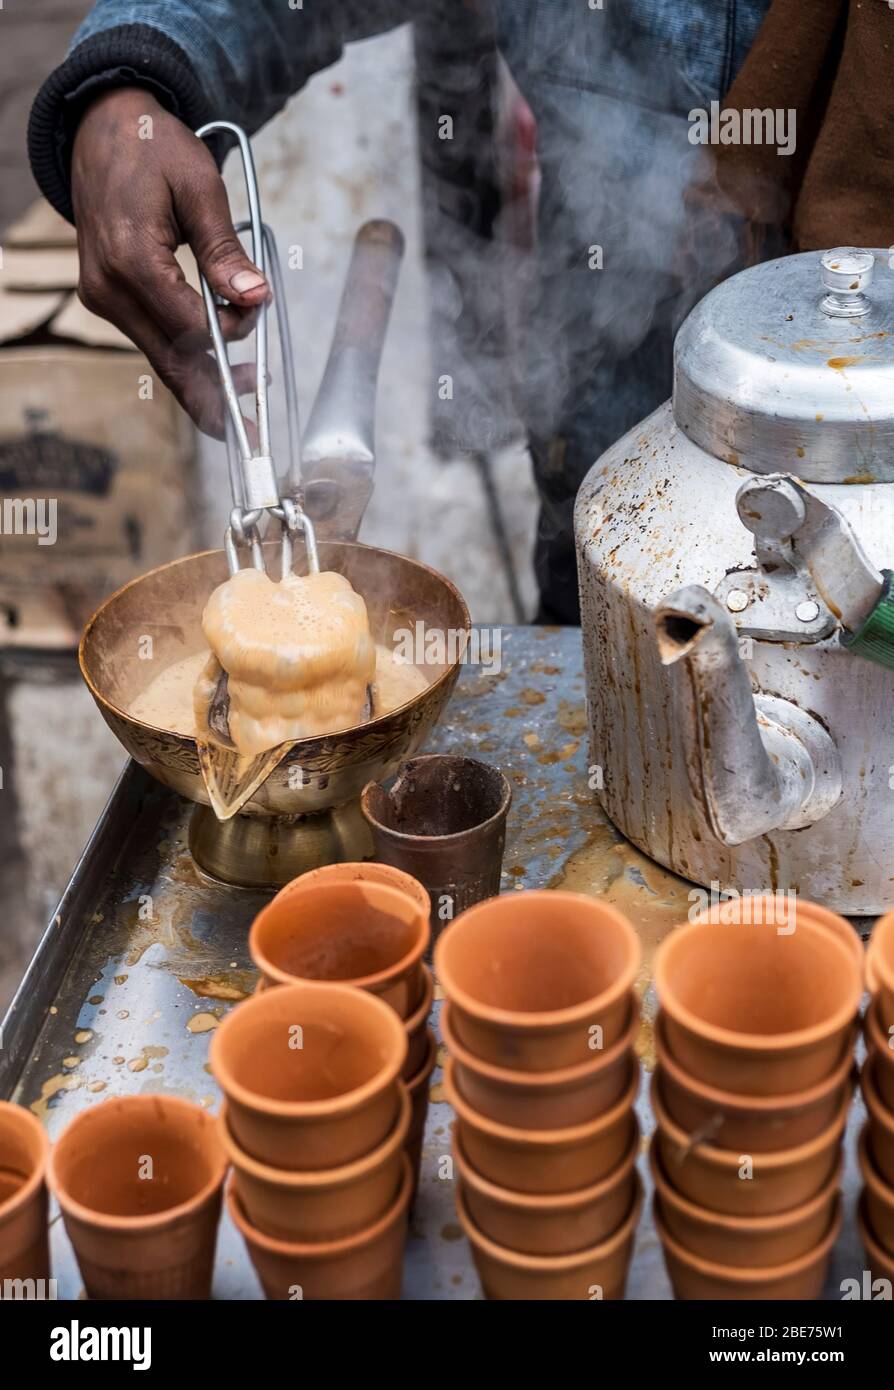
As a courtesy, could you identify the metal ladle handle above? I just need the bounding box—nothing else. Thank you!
[302,220,405,540]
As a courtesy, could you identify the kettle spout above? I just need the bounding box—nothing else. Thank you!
[654,586,842,846]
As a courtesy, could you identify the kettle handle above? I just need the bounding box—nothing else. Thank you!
[729,474,894,669]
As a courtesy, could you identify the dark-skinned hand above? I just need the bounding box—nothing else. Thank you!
[72,88,269,436]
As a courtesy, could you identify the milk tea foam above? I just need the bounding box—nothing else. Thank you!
[200,568,377,756]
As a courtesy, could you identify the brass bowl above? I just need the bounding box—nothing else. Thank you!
[80,541,470,823]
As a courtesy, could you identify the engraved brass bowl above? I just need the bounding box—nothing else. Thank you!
[80,542,470,884]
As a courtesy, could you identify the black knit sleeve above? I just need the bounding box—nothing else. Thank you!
[28,24,214,223]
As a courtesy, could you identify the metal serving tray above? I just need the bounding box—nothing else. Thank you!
[0,626,869,1299]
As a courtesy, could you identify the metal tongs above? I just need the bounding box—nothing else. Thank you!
[192,122,406,809]
[195,120,320,579]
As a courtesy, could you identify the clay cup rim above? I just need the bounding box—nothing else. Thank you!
[857,1195,894,1277]
[654,1195,843,1283]
[210,982,407,1120]
[276,861,431,920]
[857,1122,894,1211]
[219,1086,411,1190]
[47,1093,226,1233]
[435,891,640,1036]
[864,995,894,1067]
[444,1054,638,1147]
[654,917,861,1057]
[689,896,864,977]
[860,1057,894,1140]
[441,1000,637,1092]
[649,1140,844,1234]
[655,1012,857,1114]
[226,1153,412,1257]
[454,1121,639,1213]
[651,1074,850,1172]
[456,1171,643,1271]
[249,880,429,994]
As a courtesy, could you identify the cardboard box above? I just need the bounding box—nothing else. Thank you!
[0,201,199,649]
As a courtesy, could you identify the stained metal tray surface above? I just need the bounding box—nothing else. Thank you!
[0,626,869,1299]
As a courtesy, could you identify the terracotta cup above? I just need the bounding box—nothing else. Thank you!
[650,1142,842,1268]
[210,982,407,1169]
[220,1087,411,1243]
[277,860,431,921]
[655,1197,842,1301]
[445,1056,638,1195]
[858,1123,894,1258]
[655,1013,856,1152]
[861,1057,894,1188]
[406,1027,437,1204]
[456,1174,642,1300]
[0,1101,50,1283]
[249,880,429,1019]
[404,964,434,1079]
[654,916,861,1095]
[48,1095,226,1300]
[858,1196,894,1288]
[651,1078,848,1217]
[455,1124,638,1257]
[435,889,640,1071]
[869,909,894,1029]
[361,755,512,949]
[690,894,864,979]
[228,1155,412,1300]
[864,994,894,1113]
[442,1001,637,1130]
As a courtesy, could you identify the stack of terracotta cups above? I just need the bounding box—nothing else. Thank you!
[860,909,894,1288]
[437,889,643,1299]
[212,979,412,1299]
[651,896,863,1300]
[247,862,436,1200]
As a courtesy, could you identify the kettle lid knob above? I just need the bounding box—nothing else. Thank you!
[820,248,874,317]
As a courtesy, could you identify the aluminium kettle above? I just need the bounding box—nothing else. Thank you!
[575,248,894,914]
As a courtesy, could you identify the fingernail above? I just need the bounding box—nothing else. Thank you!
[230,269,267,293]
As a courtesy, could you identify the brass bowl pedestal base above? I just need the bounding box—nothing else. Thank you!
[188,799,374,888]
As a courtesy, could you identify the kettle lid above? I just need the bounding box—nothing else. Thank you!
[673,249,894,483]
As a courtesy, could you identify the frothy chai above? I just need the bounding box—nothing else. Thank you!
[129,569,429,749]
[200,568,377,755]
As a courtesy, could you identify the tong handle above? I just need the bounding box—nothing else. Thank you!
[194,121,315,578]
[195,121,277,513]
